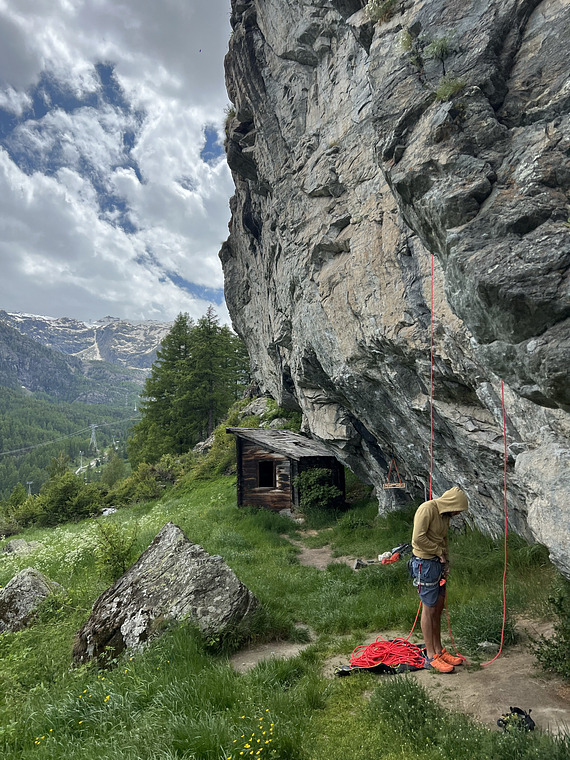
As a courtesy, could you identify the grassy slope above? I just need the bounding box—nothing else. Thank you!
[0,477,568,759]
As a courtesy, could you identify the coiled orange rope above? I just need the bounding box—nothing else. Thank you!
[349,636,425,670]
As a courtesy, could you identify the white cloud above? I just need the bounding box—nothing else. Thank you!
[0,0,234,323]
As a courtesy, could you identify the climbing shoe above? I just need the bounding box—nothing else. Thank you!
[440,648,464,666]
[425,654,454,673]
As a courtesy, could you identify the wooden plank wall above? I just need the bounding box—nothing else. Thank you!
[240,439,292,511]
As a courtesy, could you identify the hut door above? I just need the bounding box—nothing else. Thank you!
[258,460,276,488]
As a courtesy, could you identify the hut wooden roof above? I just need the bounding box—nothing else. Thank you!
[226,428,334,460]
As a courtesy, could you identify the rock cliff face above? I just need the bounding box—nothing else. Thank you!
[221,1,570,575]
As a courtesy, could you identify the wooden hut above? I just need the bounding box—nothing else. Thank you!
[226,427,345,512]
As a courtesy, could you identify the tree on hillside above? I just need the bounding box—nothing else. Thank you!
[128,309,250,466]
[128,313,195,465]
[181,307,250,440]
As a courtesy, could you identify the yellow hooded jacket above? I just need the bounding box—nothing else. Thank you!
[412,487,468,560]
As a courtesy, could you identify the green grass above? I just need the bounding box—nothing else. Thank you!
[0,475,568,759]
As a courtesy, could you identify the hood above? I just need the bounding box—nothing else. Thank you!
[436,486,468,515]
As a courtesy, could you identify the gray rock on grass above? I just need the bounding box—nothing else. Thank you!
[73,522,258,664]
[2,539,43,555]
[0,568,62,633]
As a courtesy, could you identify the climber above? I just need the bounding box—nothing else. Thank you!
[409,486,468,673]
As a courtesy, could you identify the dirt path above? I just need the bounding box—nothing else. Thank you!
[230,539,570,735]
[287,532,355,570]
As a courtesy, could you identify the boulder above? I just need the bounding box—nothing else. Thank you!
[73,522,258,664]
[268,417,289,429]
[241,397,273,419]
[2,539,43,555]
[193,432,216,455]
[0,568,62,633]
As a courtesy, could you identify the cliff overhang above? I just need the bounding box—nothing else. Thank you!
[221,0,570,577]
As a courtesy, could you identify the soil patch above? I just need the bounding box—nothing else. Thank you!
[287,534,354,570]
[414,618,570,735]
[229,638,312,673]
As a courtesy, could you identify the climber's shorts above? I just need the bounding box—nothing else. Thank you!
[410,556,446,607]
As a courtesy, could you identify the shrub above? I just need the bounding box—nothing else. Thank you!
[424,35,454,74]
[107,462,163,505]
[435,75,465,101]
[294,468,342,528]
[94,519,140,582]
[36,472,102,526]
[4,495,43,528]
[100,451,127,487]
[532,581,570,680]
[365,0,399,24]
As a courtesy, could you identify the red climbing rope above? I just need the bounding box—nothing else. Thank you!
[430,252,434,499]
[405,600,423,641]
[482,378,509,667]
[427,252,507,667]
[349,636,425,670]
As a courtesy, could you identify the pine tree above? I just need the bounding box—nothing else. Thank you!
[128,310,250,466]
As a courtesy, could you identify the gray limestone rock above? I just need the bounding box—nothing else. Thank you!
[1,539,42,554]
[193,433,216,455]
[222,1,570,576]
[73,522,258,664]
[0,568,62,633]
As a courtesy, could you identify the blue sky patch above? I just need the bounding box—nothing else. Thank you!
[200,124,224,165]
[167,271,225,305]
[95,63,131,112]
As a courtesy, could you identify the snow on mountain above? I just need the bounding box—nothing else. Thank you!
[0,311,171,371]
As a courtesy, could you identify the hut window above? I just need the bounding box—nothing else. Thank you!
[258,460,276,488]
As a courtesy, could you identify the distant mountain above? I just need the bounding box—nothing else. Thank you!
[0,320,84,400]
[0,320,143,404]
[0,318,146,496]
[0,312,171,370]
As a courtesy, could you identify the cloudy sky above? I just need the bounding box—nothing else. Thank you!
[0,0,234,324]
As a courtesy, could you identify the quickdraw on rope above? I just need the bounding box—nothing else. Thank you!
[349,636,425,671]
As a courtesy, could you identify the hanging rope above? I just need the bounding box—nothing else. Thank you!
[482,378,509,667]
[430,252,434,499]
[428,252,507,666]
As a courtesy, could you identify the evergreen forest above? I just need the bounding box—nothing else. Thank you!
[0,307,250,531]
[127,308,250,466]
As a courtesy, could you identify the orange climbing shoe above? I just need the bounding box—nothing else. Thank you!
[425,653,455,673]
[440,648,464,666]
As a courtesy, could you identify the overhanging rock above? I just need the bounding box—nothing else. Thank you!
[73,522,258,664]
[222,0,570,578]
